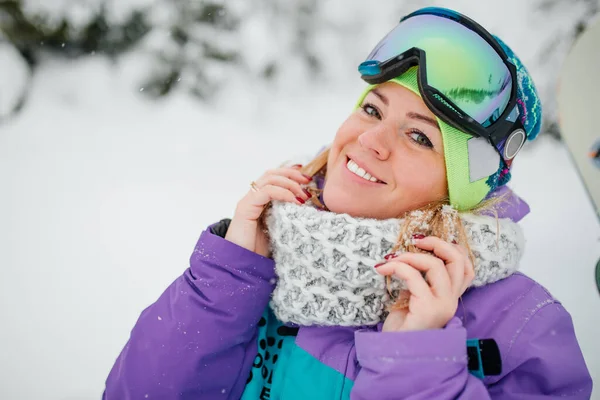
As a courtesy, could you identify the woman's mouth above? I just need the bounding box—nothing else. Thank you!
[345,157,386,184]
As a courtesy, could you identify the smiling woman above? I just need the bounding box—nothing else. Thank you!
[323,76,448,220]
[103,7,592,400]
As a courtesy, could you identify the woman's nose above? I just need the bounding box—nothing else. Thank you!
[357,125,391,160]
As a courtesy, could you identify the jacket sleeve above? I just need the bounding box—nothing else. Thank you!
[487,302,592,399]
[351,306,592,400]
[103,224,276,399]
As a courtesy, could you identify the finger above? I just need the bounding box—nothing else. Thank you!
[452,245,474,295]
[376,261,432,299]
[461,266,474,295]
[255,175,311,201]
[394,253,452,297]
[454,245,469,291]
[461,250,475,294]
[246,184,304,208]
[262,167,311,184]
[455,244,468,259]
[413,237,465,295]
[413,236,462,264]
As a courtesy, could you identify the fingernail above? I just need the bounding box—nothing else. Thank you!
[452,239,458,244]
[384,253,398,260]
[374,262,386,268]
[412,234,425,240]
[302,174,312,180]
[302,189,313,198]
[292,164,303,168]
[296,197,306,204]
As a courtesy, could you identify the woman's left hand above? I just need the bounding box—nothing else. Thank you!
[376,236,475,332]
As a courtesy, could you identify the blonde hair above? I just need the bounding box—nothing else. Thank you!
[300,146,508,264]
[298,146,512,310]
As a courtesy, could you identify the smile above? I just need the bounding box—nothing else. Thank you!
[346,157,385,184]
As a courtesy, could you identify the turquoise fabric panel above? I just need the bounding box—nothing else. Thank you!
[241,308,354,399]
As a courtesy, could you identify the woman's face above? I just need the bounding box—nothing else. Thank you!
[323,81,448,219]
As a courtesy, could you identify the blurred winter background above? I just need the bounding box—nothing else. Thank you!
[1,0,599,398]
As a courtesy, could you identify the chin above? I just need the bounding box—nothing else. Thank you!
[322,182,374,218]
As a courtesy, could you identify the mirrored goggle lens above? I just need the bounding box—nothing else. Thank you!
[365,14,512,126]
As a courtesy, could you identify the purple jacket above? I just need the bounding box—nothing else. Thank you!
[104,195,592,399]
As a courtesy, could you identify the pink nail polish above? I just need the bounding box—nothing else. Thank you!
[412,234,425,240]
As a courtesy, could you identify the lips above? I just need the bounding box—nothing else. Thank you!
[346,156,386,184]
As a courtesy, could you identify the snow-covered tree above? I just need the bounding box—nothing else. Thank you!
[2,0,600,137]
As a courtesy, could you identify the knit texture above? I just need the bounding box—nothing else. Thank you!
[354,34,542,211]
[355,67,488,211]
[493,35,542,142]
[390,68,490,210]
[266,201,524,327]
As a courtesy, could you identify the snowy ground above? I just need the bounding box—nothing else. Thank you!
[1,9,600,399]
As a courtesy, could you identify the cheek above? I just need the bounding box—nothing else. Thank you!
[329,117,359,161]
[432,162,449,196]
[394,154,448,197]
[426,158,449,196]
[333,115,362,145]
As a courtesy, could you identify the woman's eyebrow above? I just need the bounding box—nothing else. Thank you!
[371,89,388,105]
[407,112,440,130]
[371,89,439,130]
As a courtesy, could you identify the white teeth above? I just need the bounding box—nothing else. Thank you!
[346,159,380,183]
[348,159,359,173]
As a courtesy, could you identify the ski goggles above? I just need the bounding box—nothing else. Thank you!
[358,7,526,162]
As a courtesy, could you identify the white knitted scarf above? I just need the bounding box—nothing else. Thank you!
[265,201,525,327]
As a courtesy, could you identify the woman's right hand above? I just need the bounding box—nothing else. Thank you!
[224,165,312,257]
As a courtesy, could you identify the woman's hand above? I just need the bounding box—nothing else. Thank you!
[225,165,312,257]
[376,236,475,332]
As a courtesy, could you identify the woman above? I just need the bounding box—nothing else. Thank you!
[104,7,592,399]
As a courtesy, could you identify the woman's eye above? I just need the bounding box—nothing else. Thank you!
[408,130,434,148]
[361,103,381,119]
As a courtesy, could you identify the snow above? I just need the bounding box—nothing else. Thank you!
[0,41,30,120]
[1,52,598,400]
[1,1,599,399]
[21,0,157,27]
